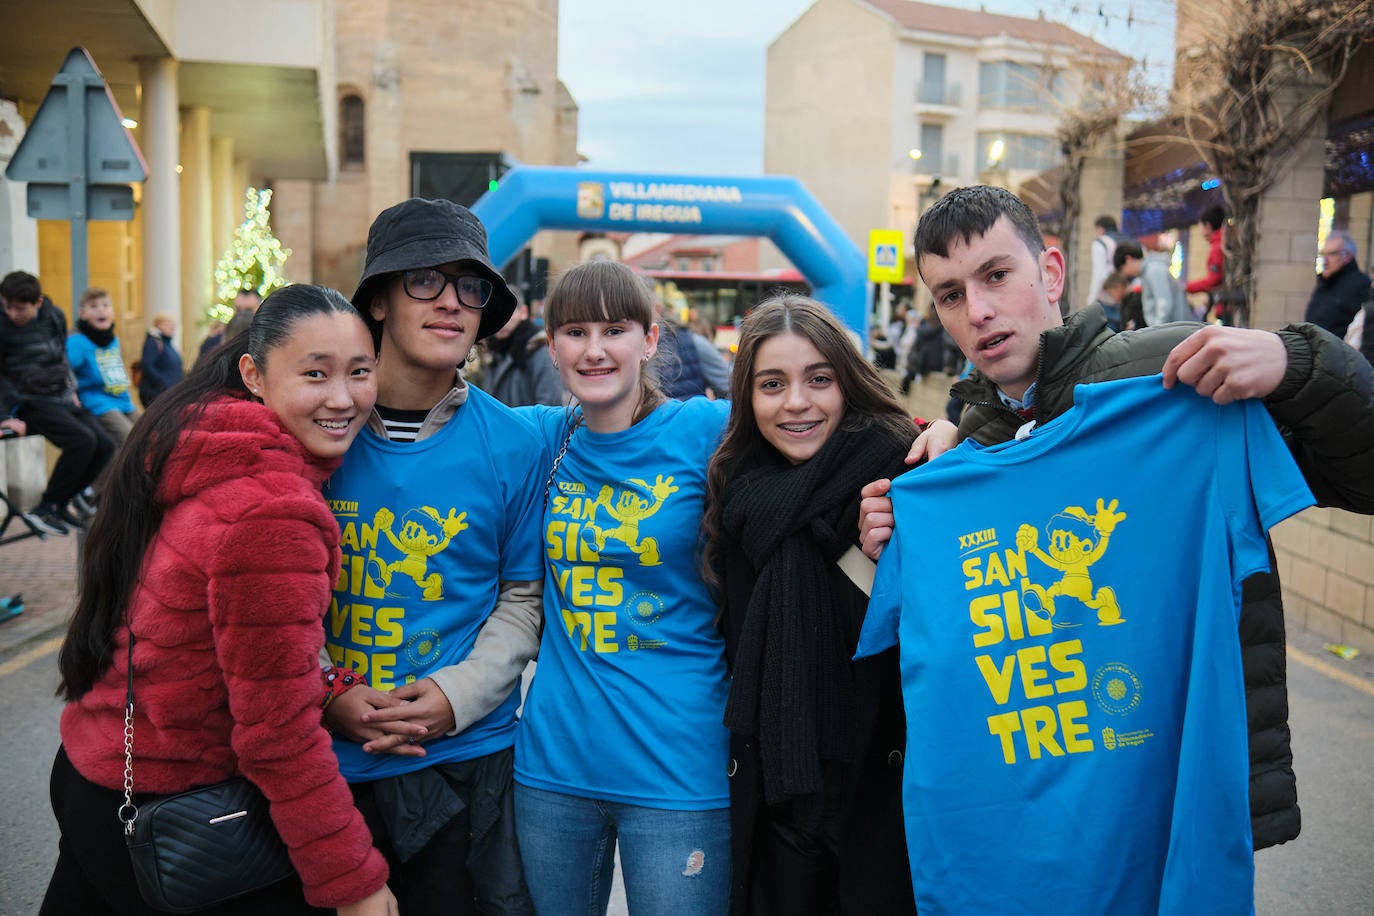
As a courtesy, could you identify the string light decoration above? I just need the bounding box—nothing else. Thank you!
[209,187,292,324]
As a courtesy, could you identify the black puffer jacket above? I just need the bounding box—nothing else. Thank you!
[952,304,1374,849]
[0,297,74,413]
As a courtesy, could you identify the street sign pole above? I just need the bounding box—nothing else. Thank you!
[5,48,146,309]
[868,229,906,341]
[63,68,92,306]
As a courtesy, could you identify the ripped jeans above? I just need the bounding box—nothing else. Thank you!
[514,784,730,916]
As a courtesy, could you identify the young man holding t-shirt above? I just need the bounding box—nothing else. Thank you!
[858,186,1374,909]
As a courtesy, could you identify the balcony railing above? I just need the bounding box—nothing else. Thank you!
[916,81,962,107]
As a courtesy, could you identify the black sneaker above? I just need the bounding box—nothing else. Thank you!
[58,504,89,529]
[25,504,69,536]
[72,490,98,517]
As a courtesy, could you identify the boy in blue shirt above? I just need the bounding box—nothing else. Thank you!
[320,198,544,916]
[67,288,138,448]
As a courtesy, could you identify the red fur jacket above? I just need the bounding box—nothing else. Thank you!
[60,396,388,908]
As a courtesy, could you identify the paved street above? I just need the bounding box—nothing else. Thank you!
[2,530,1370,914]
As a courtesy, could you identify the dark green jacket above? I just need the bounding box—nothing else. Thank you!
[952,304,1374,850]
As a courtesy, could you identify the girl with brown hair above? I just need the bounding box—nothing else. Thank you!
[703,294,918,915]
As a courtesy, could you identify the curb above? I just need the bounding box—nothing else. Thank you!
[0,602,73,662]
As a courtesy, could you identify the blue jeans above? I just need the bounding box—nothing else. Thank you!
[514,784,730,916]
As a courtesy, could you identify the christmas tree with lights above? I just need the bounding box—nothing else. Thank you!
[209,187,292,324]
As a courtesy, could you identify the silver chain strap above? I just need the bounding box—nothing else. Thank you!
[118,630,139,836]
[543,413,581,502]
[118,699,138,836]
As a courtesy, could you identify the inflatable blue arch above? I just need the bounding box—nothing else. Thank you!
[471,166,868,332]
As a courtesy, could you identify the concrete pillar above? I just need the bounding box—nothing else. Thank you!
[1076,130,1125,309]
[233,158,250,204]
[1347,192,1374,265]
[138,57,181,346]
[211,136,236,261]
[180,106,212,344]
[0,100,39,275]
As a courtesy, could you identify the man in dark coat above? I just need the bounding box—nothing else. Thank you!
[861,186,1374,853]
[138,312,183,406]
[1304,230,1370,337]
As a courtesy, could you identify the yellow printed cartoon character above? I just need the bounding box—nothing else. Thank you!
[367,505,468,599]
[583,475,679,566]
[1016,498,1126,627]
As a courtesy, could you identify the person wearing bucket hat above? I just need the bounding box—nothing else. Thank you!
[320,197,545,915]
[350,197,519,345]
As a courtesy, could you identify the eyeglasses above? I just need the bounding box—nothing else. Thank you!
[1321,249,1345,259]
[401,268,494,309]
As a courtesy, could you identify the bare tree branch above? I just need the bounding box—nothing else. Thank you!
[1175,1,1374,319]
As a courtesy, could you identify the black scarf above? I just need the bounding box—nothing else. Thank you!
[720,423,910,806]
[76,318,115,348]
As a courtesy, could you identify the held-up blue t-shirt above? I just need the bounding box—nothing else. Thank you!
[324,386,547,780]
[857,375,1313,916]
[515,398,731,810]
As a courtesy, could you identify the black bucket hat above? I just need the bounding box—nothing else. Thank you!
[350,197,517,344]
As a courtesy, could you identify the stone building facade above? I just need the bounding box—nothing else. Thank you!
[272,0,580,298]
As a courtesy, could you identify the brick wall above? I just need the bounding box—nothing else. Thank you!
[1273,508,1374,655]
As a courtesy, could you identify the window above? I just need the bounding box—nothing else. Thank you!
[978,61,1063,112]
[918,53,948,105]
[340,94,365,167]
[920,123,944,175]
[976,132,1059,171]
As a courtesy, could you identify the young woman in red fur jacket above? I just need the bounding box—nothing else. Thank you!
[41,285,398,915]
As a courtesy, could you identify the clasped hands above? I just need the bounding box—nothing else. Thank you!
[323,677,456,757]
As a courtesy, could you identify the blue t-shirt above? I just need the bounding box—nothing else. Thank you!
[515,398,731,810]
[857,375,1313,916]
[66,332,135,415]
[324,386,547,780]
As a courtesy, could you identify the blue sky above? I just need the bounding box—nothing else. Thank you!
[557,0,1175,176]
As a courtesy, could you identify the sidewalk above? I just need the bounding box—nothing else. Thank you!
[0,529,78,656]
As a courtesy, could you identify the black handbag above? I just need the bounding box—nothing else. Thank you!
[118,632,295,913]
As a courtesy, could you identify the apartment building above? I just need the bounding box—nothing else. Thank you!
[764,0,1126,273]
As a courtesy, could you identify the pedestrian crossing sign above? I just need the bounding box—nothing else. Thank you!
[869,229,905,283]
